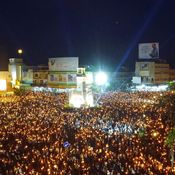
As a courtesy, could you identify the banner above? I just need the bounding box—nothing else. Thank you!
[48,72,77,84]
[49,74,67,83]
[139,43,159,59]
[140,63,149,70]
[49,57,78,71]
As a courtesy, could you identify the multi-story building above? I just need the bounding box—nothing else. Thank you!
[33,65,48,86]
[21,66,34,85]
[169,69,175,81]
[0,71,11,91]
[135,60,170,84]
[21,65,48,86]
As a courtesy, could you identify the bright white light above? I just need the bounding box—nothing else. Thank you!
[86,72,93,84]
[18,49,23,54]
[69,93,94,108]
[135,84,168,92]
[86,94,94,107]
[69,94,84,108]
[0,80,7,91]
[95,72,108,86]
[12,71,16,85]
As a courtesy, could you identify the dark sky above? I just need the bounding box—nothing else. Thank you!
[0,0,175,71]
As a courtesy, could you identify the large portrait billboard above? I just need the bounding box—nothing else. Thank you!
[49,57,79,71]
[139,43,159,59]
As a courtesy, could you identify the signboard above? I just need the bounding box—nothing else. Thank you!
[140,63,149,70]
[68,74,76,83]
[140,71,149,76]
[48,73,76,84]
[49,73,67,83]
[132,77,141,84]
[139,43,159,59]
[49,57,79,71]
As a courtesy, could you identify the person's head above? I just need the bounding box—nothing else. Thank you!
[152,43,157,49]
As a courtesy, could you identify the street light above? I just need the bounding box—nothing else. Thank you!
[18,49,23,55]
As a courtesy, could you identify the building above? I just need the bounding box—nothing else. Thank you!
[169,69,175,81]
[21,66,34,85]
[48,57,78,88]
[33,65,48,86]
[8,57,79,89]
[0,71,11,91]
[134,42,175,85]
[134,60,170,84]
[8,58,23,87]
[21,65,48,87]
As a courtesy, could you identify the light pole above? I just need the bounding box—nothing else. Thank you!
[17,49,23,86]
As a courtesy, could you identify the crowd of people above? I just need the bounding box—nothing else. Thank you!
[0,90,174,174]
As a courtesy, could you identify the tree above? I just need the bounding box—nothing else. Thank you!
[159,93,175,169]
[167,81,175,91]
[165,128,175,168]
[159,93,175,125]
[13,88,28,96]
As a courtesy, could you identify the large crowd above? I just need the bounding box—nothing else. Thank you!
[0,90,174,174]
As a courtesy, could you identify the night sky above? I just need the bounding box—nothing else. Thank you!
[0,0,175,71]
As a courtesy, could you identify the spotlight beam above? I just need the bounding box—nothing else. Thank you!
[114,0,165,74]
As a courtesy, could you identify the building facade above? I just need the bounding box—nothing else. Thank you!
[169,69,175,81]
[0,71,11,91]
[8,58,23,87]
[21,66,34,85]
[33,65,48,86]
[21,65,48,86]
[135,61,170,84]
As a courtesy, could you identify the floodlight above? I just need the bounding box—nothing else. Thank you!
[95,72,108,86]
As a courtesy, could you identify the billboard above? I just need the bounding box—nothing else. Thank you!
[67,74,76,83]
[49,57,79,71]
[140,63,149,70]
[132,77,141,84]
[139,43,159,59]
[49,74,67,83]
[48,73,76,84]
